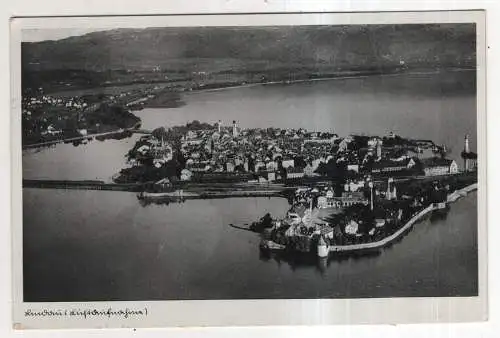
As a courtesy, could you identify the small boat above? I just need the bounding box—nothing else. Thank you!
[259,239,286,251]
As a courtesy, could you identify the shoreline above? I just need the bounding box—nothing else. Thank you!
[178,68,475,96]
[109,67,476,109]
[329,183,477,253]
[262,183,478,255]
[22,122,144,150]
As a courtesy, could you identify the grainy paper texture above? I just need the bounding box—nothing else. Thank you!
[11,10,487,329]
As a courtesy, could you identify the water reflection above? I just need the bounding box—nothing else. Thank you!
[258,246,382,275]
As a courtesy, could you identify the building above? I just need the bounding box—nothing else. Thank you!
[421,157,458,176]
[347,164,359,173]
[77,129,88,136]
[186,130,197,139]
[461,134,478,171]
[376,139,382,158]
[317,192,367,209]
[282,158,295,169]
[180,169,193,181]
[189,162,211,173]
[304,164,316,176]
[375,219,386,228]
[371,158,416,174]
[368,137,382,148]
[385,177,397,200]
[462,152,478,172]
[344,180,364,192]
[232,120,238,137]
[345,220,359,235]
[304,137,337,144]
[337,137,351,153]
[226,162,235,173]
[266,161,278,171]
[286,167,305,179]
[254,161,266,172]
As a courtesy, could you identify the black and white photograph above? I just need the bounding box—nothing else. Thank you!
[11,11,487,328]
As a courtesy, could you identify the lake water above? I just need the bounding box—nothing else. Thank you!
[23,70,477,182]
[23,190,478,301]
[22,71,479,301]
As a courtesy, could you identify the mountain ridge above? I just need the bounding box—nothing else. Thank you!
[22,24,476,73]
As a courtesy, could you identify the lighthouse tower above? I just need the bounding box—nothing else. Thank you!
[232,120,238,137]
[463,134,470,171]
[217,120,222,133]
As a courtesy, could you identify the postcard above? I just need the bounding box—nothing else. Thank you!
[10,10,487,329]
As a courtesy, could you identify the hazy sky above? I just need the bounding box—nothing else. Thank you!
[22,28,107,42]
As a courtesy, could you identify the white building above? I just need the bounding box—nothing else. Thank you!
[226,162,235,173]
[180,169,192,181]
[345,220,359,235]
[282,159,295,169]
[267,172,276,182]
[286,169,305,179]
[266,161,278,171]
[347,164,359,173]
[77,129,88,136]
[421,158,458,176]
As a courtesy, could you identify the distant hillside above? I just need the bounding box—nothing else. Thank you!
[22,24,476,73]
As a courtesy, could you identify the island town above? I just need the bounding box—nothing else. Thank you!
[22,95,478,260]
[19,65,481,260]
[86,118,475,259]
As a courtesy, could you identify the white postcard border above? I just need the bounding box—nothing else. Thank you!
[10,10,488,329]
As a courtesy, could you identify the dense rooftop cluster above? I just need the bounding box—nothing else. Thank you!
[22,92,140,146]
[123,121,466,186]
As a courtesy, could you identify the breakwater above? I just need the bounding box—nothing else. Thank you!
[260,183,478,255]
[329,183,478,253]
[329,205,435,252]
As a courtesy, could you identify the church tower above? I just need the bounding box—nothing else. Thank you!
[386,177,395,200]
[376,139,382,159]
[232,120,238,137]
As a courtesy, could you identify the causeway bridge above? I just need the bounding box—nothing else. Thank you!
[23,179,144,192]
[22,126,152,150]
